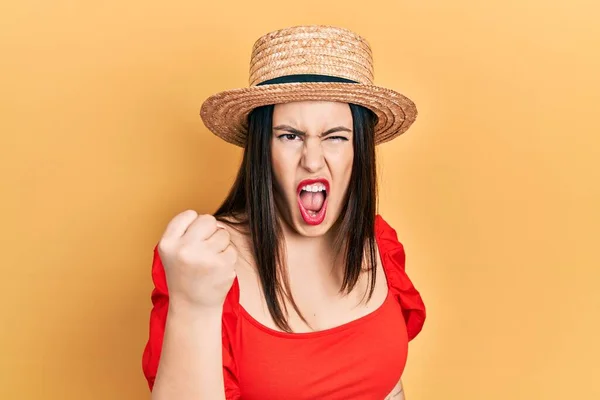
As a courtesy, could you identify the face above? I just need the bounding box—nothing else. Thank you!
[271,101,354,237]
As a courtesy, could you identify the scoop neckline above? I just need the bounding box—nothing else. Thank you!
[235,221,393,339]
[237,286,392,339]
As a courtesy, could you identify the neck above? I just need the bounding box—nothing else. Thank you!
[277,215,346,280]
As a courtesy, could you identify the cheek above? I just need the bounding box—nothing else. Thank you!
[326,145,354,180]
[271,144,296,195]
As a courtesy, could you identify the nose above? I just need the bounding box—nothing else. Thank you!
[300,137,325,173]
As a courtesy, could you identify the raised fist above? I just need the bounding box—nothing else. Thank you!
[157,210,237,309]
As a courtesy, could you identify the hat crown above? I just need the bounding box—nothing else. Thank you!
[248,25,374,86]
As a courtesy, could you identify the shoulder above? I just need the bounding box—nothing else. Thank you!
[374,214,405,257]
[375,214,426,341]
[142,243,241,390]
[374,214,406,278]
[374,214,399,238]
[214,215,248,316]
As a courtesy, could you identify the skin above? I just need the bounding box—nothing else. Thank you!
[385,379,406,400]
[152,102,405,400]
[227,101,406,398]
[271,100,354,239]
[152,101,407,400]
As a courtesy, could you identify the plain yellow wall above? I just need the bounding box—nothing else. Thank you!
[2,0,599,399]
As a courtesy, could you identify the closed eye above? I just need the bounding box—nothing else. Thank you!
[327,136,349,141]
[276,134,349,142]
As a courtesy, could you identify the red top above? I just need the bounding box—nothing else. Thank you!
[142,215,426,399]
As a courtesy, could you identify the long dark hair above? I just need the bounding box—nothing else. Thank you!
[214,103,379,332]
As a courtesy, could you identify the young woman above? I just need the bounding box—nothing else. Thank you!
[142,25,426,400]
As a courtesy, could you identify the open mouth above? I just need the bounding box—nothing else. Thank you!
[297,179,329,225]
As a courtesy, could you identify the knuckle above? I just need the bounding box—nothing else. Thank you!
[157,238,173,254]
[199,214,217,224]
[180,209,198,219]
[172,210,198,227]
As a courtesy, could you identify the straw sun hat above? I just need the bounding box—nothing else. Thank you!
[199,25,417,147]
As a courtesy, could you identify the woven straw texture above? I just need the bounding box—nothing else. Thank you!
[200,25,417,147]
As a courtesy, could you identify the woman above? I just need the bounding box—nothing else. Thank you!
[142,25,426,400]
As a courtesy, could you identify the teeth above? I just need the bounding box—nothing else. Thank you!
[302,183,326,192]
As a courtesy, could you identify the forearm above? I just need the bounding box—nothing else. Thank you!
[151,304,225,400]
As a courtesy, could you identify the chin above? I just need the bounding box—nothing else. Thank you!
[289,205,342,238]
[294,217,331,237]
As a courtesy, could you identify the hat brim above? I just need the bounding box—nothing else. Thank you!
[199,82,417,147]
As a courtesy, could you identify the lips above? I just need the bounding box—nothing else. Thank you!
[297,178,329,225]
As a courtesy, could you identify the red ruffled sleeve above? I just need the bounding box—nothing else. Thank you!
[141,245,168,391]
[375,215,426,341]
[141,245,241,399]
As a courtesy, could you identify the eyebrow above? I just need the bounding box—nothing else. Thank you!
[273,124,352,136]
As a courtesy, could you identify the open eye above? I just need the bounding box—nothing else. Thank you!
[278,133,301,141]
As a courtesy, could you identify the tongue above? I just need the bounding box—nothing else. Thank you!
[299,191,325,211]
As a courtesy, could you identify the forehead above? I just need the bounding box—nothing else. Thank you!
[272,101,352,129]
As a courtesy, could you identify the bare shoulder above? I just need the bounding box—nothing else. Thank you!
[215,215,264,311]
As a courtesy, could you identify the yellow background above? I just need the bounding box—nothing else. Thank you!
[2,0,599,399]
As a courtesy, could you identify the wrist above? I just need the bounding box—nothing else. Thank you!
[168,299,223,321]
